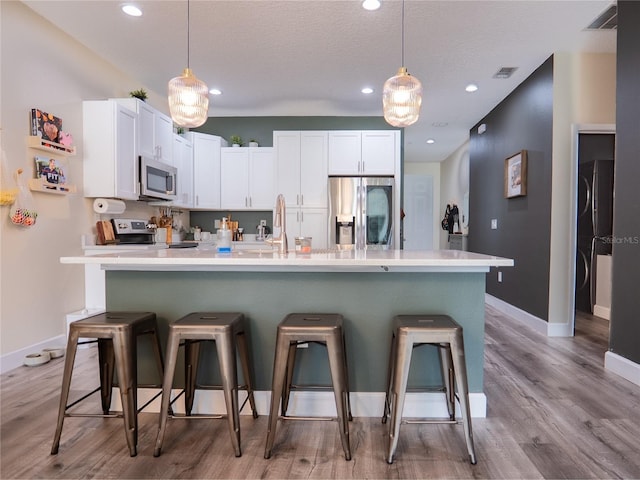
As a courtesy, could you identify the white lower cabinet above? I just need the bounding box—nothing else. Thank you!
[221,147,274,210]
[286,208,328,250]
[189,132,227,209]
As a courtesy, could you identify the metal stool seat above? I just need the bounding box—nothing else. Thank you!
[264,313,352,461]
[51,312,165,457]
[382,314,477,465]
[154,312,258,458]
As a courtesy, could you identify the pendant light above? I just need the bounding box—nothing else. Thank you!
[382,0,422,128]
[168,0,209,128]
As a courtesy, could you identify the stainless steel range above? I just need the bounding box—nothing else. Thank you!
[110,218,155,245]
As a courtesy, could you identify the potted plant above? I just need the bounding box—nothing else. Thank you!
[230,135,243,147]
[129,88,148,102]
[249,139,259,147]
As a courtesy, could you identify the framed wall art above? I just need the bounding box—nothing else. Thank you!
[504,150,527,198]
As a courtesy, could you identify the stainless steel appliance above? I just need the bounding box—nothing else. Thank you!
[139,155,177,201]
[328,176,394,250]
[111,218,154,244]
[576,159,614,313]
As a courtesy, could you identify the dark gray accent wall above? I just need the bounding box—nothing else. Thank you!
[468,57,554,321]
[610,1,640,364]
[195,116,396,147]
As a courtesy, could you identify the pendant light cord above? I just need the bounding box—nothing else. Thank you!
[401,0,405,67]
[187,0,191,69]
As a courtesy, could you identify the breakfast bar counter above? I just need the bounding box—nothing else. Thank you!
[60,248,513,417]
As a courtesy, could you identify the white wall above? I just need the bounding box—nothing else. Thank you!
[437,140,469,249]
[548,52,616,327]
[0,2,165,359]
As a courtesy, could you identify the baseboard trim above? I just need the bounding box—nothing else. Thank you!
[111,389,487,418]
[593,305,611,320]
[604,351,640,387]
[0,334,67,374]
[485,294,572,337]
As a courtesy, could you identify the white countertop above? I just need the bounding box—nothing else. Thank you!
[61,248,513,273]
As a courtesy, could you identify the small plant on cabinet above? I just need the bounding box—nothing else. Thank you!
[230,135,243,147]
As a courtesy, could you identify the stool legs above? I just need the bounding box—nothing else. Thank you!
[216,329,241,457]
[450,332,477,464]
[97,338,115,414]
[387,331,412,464]
[184,340,201,415]
[326,331,352,460]
[236,330,259,418]
[438,344,456,421]
[264,331,290,459]
[154,329,181,457]
[112,329,138,456]
[51,330,80,455]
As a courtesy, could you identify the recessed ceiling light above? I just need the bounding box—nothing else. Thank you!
[426,138,435,144]
[121,4,142,17]
[361,87,374,94]
[209,88,222,95]
[362,0,381,11]
[465,83,478,93]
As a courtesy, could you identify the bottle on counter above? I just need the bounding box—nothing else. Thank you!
[217,217,232,253]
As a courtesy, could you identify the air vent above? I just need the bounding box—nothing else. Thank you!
[587,4,617,29]
[493,67,518,79]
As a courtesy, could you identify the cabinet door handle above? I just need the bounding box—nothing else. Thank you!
[362,161,365,172]
[249,197,252,207]
[300,211,304,222]
[300,194,304,206]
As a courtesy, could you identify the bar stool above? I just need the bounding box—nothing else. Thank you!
[382,314,477,465]
[264,313,352,461]
[154,312,258,458]
[51,312,165,457]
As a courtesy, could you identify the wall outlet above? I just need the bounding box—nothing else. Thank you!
[491,219,498,230]
[214,219,221,229]
[498,271,503,283]
[260,219,267,226]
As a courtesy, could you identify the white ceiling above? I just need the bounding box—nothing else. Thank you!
[22,0,616,163]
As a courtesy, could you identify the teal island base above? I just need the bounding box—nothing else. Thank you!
[105,270,488,417]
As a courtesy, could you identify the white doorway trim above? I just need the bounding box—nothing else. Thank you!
[569,124,615,335]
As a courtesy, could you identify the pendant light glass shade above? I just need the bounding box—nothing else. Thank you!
[383,67,422,127]
[383,0,423,128]
[168,0,209,128]
[168,68,209,128]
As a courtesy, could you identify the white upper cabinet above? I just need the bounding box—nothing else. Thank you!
[274,131,328,208]
[328,130,399,175]
[172,134,193,208]
[112,98,173,164]
[189,132,227,209]
[328,131,361,175]
[83,100,138,200]
[220,147,274,210]
[361,130,399,175]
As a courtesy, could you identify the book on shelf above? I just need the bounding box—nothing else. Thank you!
[34,155,66,185]
[30,108,64,149]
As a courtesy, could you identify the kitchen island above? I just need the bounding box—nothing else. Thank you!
[60,248,513,417]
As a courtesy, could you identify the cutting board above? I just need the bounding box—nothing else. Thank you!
[96,220,116,245]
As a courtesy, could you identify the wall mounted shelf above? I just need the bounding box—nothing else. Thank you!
[27,136,76,156]
[28,178,77,195]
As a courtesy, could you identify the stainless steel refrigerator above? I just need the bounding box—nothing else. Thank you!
[576,159,614,314]
[328,176,394,250]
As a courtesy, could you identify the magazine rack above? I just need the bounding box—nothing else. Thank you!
[28,177,77,195]
[27,136,76,156]
[27,136,77,195]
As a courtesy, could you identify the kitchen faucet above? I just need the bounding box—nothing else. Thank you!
[265,194,288,255]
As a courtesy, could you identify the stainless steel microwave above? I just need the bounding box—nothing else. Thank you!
[139,156,177,201]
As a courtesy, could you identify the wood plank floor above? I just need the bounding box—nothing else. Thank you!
[1,306,639,479]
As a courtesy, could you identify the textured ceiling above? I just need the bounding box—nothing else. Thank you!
[22,0,616,162]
